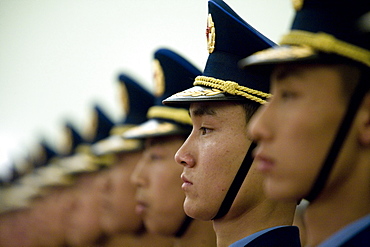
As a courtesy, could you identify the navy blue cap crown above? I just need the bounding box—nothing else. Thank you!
[291,0,370,51]
[154,48,202,105]
[123,48,201,139]
[61,122,84,156]
[204,0,275,85]
[117,73,154,125]
[88,105,115,144]
[2,140,57,185]
[241,0,370,68]
[149,48,201,125]
[163,0,275,105]
[8,165,22,184]
[32,140,58,168]
[89,74,154,157]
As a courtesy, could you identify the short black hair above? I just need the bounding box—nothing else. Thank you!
[229,101,260,123]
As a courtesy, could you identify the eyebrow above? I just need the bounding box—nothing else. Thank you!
[146,137,166,147]
[272,64,303,82]
[190,105,217,117]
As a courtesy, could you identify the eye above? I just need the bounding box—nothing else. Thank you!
[200,127,212,135]
[143,149,163,162]
[149,153,163,161]
[279,90,298,100]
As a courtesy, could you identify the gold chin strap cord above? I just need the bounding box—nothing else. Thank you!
[194,75,271,104]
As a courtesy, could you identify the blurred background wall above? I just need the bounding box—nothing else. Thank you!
[0,0,293,176]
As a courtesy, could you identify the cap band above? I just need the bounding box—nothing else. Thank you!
[90,153,116,167]
[109,124,136,136]
[147,106,192,125]
[75,144,91,154]
[193,76,271,104]
[281,30,370,67]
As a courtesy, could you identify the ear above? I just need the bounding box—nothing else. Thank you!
[359,93,370,146]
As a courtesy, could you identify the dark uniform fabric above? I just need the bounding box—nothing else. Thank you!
[341,224,370,246]
[246,227,301,247]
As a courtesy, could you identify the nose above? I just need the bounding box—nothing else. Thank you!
[247,103,271,143]
[174,137,195,168]
[130,157,147,187]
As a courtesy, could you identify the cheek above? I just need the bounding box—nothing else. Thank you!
[112,183,136,213]
[278,118,327,177]
[273,107,344,197]
[150,163,184,206]
[113,170,136,195]
[78,194,100,221]
[197,139,248,199]
[152,164,184,199]
[201,135,247,176]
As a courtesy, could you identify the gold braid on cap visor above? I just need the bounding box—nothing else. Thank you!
[109,124,136,136]
[193,76,271,104]
[281,30,370,67]
[147,106,192,125]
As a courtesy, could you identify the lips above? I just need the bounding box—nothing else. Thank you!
[101,199,112,213]
[135,199,148,215]
[253,149,275,173]
[181,173,193,190]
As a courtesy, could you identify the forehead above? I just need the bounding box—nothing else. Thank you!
[271,64,315,81]
[145,135,186,147]
[271,63,346,82]
[189,101,242,117]
[116,150,142,159]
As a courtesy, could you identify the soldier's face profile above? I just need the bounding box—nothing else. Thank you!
[131,135,187,236]
[29,187,73,245]
[248,64,355,201]
[175,101,252,220]
[98,150,143,235]
[65,174,102,246]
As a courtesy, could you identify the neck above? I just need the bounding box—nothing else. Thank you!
[305,155,370,247]
[174,220,216,247]
[103,231,175,247]
[213,199,296,247]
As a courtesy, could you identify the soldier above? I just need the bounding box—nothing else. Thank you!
[163,0,301,246]
[19,124,84,247]
[27,181,75,247]
[0,141,67,247]
[90,73,174,246]
[0,167,36,247]
[125,48,217,246]
[242,0,370,246]
[59,105,115,247]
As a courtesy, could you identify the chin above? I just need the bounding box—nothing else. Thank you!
[184,200,216,221]
[265,179,304,202]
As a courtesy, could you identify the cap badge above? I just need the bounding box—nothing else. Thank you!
[175,88,222,97]
[60,126,73,154]
[118,82,129,115]
[31,144,47,166]
[292,0,304,11]
[206,14,216,53]
[153,59,165,97]
[84,109,98,142]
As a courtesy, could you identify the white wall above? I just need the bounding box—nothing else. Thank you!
[0,0,294,175]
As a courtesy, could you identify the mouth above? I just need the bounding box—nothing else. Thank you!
[253,149,275,173]
[135,199,148,215]
[181,173,193,190]
[101,199,112,213]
